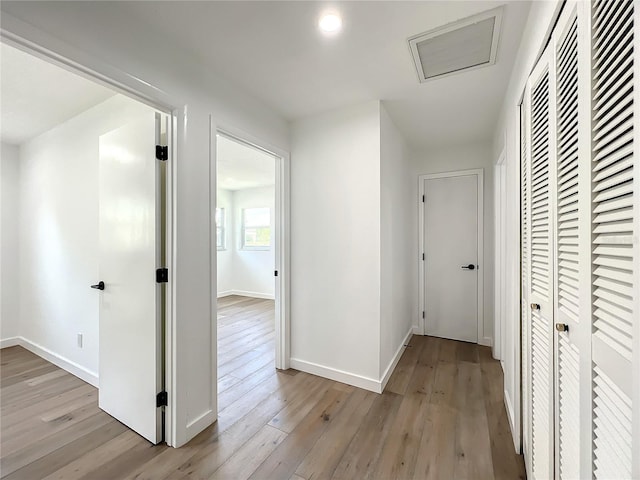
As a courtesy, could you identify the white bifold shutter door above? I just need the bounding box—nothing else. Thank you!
[526,45,555,480]
[520,0,638,478]
[590,0,635,478]
[553,5,582,480]
[520,97,532,473]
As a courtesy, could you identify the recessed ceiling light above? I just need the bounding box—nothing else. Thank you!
[319,13,342,34]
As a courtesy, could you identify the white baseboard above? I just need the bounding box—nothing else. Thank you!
[291,327,416,395]
[504,389,519,452]
[0,337,20,348]
[2,336,99,387]
[412,325,423,335]
[290,358,382,394]
[379,327,414,392]
[217,289,274,300]
[180,408,217,448]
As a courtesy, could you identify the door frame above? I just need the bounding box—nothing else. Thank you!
[213,126,291,370]
[494,150,507,363]
[418,168,485,344]
[1,22,178,445]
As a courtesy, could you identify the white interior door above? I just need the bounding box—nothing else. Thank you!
[520,1,637,478]
[98,113,164,444]
[589,0,635,477]
[520,96,532,473]
[553,5,582,479]
[527,45,555,480]
[423,173,479,343]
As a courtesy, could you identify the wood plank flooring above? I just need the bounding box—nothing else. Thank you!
[1,295,525,479]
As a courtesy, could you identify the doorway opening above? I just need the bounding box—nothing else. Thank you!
[0,40,172,446]
[214,131,287,412]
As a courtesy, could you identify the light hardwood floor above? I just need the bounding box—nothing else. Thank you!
[0,295,525,479]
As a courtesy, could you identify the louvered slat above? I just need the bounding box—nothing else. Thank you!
[591,1,634,478]
[531,310,551,477]
[592,367,633,479]
[591,0,634,363]
[556,16,580,326]
[558,335,580,479]
[554,16,582,479]
[530,69,551,300]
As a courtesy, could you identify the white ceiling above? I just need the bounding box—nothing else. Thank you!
[0,1,532,150]
[0,42,115,145]
[217,135,275,191]
[109,0,531,149]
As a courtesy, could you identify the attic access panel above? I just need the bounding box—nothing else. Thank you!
[408,7,503,82]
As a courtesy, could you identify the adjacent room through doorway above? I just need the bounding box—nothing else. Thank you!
[215,133,279,411]
[0,40,171,454]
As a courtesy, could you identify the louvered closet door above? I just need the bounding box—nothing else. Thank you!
[526,45,555,480]
[552,4,583,479]
[590,0,636,478]
[520,97,532,474]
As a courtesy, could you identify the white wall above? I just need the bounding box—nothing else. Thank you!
[491,0,561,451]
[410,141,495,346]
[217,186,275,299]
[379,105,413,378]
[1,3,290,446]
[216,188,233,295]
[291,101,382,384]
[0,142,20,343]
[17,95,152,383]
[231,187,275,298]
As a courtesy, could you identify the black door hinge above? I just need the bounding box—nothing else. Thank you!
[422,195,425,203]
[274,270,278,277]
[422,253,425,261]
[156,145,168,161]
[156,391,168,407]
[156,268,168,283]
[422,311,425,319]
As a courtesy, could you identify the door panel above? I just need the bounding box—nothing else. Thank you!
[553,8,581,479]
[424,174,478,343]
[520,98,532,472]
[520,1,637,478]
[590,0,635,477]
[527,47,554,480]
[98,113,163,444]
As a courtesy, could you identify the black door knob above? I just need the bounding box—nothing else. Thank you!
[461,264,476,270]
[90,281,105,290]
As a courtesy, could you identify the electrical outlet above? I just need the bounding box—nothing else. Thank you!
[77,333,83,348]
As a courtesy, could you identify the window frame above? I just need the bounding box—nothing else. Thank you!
[215,207,226,251]
[241,207,271,251]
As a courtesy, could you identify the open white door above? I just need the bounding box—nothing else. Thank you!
[97,113,165,444]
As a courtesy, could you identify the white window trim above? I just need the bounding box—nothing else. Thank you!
[216,207,226,251]
[240,207,271,251]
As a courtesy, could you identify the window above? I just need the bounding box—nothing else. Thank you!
[242,207,270,250]
[215,207,225,250]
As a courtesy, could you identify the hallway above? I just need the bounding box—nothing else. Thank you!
[1,321,524,479]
